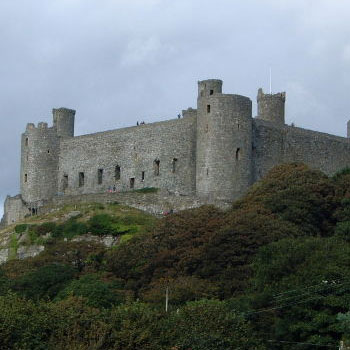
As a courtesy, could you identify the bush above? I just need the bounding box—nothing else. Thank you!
[14,224,28,234]
[0,293,53,350]
[11,264,77,300]
[52,218,88,239]
[165,299,265,350]
[56,274,124,308]
[35,222,57,236]
[88,214,119,236]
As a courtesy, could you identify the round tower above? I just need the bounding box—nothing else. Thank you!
[257,88,286,125]
[20,122,60,204]
[53,108,75,137]
[196,79,253,201]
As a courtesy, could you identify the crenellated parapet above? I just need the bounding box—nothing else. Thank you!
[20,107,75,204]
[257,88,286,125]
[53,108,75,138]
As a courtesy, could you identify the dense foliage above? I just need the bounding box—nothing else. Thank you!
[1,163,350,349]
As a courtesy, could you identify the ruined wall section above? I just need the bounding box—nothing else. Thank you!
[2,195,27,226]
[58,116,197,196]
[21,123,60,204]
[253,119,350,180]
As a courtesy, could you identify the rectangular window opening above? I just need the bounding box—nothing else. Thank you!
[25,137,28,146]
[141,171,145,181]
[210,89,214,95]
[63,175,68,190]
[98,169,104,184]
[172,158,178,173]
[154,159,160,176]
[236,148,241,161]
[130,177,135,189]
[115,165,121,181]
[207,105,211,113]
[24,173,28,183]
[79,172,85,187]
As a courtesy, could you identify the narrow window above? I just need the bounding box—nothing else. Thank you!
[207,105,211,113]
[237,123,240,130]
[172,158,178,173]
[154,159,160,176]
[130,177,135,189]
[98,169,103,184]
[236,148,241,161]
[115,165,121,181]
[79,172,85,187]
[205,124,209,133]
[47,150,50,154]
[210,89,214,95]
[63,175,68,190]
[26,155,29,161]
[206,168,209,176]
[141,171,145,181]
[25,137,28,146]
[24,174,28,183]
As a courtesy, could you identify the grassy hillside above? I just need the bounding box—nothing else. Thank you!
[1,163,350,349]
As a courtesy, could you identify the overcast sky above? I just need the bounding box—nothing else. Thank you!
[1,0,350,218]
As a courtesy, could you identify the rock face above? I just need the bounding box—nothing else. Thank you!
[5,78,350,227]
[72,234,119,247]
[0,249,9,264]
[17,245,45,260]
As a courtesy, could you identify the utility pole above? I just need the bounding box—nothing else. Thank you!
[165,286,169,313]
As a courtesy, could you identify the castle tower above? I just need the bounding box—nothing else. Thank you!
[196,79,253,201]
[20,122,61,205]
[53,108,75,137]
[257,88,286,125]
[20,108,74,205]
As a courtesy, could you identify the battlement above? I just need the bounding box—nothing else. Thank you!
[53,107,76,138]
[257,88,286,125]
[182,108,197,118]
[198,79,223,99]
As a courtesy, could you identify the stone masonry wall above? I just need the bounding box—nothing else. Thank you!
[3,195,27,226]
[58,116,197,197]
[253,119,350,181]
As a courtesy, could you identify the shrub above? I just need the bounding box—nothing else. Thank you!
[11,264,77,300]
[35,222,57,236]
[14,224,28,234]
[52,218,88,239]
[56,274,124,308]
[88,214,119,236]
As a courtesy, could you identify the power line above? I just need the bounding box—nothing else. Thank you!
[268,340,338,348]
[244,295,322,315]
[244,280,350,316]
[274,278,349,298]
[273,280,350,303]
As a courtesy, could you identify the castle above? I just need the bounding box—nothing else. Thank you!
[2,79,350,226]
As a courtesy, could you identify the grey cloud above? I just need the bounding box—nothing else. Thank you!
[1,0,350,217]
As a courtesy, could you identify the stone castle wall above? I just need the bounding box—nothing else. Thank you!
[253,119,350,181]
[3,78,350,227]
[58,116,197,197]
